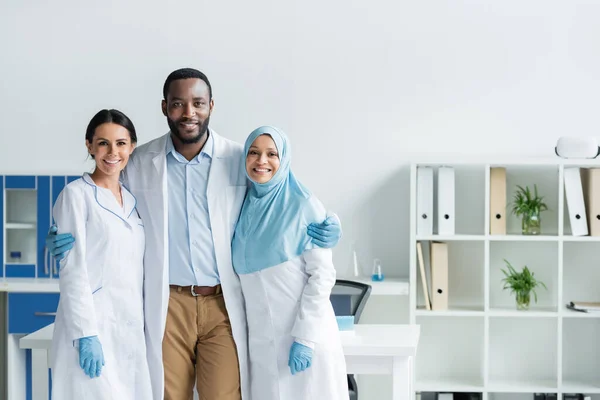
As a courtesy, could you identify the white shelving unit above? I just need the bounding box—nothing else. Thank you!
[409,158,600,399]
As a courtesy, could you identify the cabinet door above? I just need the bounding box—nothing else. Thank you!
[37,176,51,278]
[4,176,36,278]
[5,176,35,190]
[7,293,59,334]
[51,176,67,278]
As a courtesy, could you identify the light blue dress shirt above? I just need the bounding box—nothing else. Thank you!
[166,132,219,286]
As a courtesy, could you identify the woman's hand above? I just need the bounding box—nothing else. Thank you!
[288,341,313,375]
[79,336,105,378]
[307,215,342,248]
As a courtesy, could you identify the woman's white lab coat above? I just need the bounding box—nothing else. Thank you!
[239,248,348,400]
[50,174,152,400]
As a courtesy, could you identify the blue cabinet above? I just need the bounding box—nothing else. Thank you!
[7,293,60,334]
[3,175,79,279]
[50,177,67,278]
[4,175,37,278]
[5,176,36,190]
[0,176,3,277]
[2,174,81,400]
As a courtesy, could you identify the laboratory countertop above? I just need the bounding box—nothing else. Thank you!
[20,323,421,358]
[0,278,60,293]
[0,277,409,296]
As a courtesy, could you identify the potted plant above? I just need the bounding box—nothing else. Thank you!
[501,259,547,310]
[510,184,548,235]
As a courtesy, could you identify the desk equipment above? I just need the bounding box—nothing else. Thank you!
[330,279,372,400]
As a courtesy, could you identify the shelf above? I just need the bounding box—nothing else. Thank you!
[5,222,36,229]
[561,379,600,393]
[415,377,483,392]
[413,157,600,167]
[416,317,484,387]
[489,318,557,386]
[489,307,557,317]
[487,378,557,392]
[416,235,485,241]
[488,235,559,241]
[561,309,600,318]
[562,236,600,242]
[489,241,558,311]
[563,318,600,388]
[563,241,600,305]
[416,306,484,317]
[336,277,409,296]
[5,263,36,266]
[414,234,600,242]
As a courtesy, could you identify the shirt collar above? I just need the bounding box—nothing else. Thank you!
[166,129,214,162]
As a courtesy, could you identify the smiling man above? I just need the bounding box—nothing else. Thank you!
[47,68,342,400]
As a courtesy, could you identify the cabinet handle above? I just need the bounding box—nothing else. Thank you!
[34,312,57,317]
[44,246,49,275]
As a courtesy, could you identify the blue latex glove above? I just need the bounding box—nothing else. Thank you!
[307,215,342,248]
[46,225,75,261]
[79,336,105,378]
[288,341,313,375]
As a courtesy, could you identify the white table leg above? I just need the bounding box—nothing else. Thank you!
[392,356,411,400]
[31,349,49,400]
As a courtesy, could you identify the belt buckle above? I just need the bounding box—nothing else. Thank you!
[190,285,199,297]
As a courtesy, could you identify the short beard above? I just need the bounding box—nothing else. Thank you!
[167,116,210,145]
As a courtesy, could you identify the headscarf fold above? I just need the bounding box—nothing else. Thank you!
[232,125,325,275]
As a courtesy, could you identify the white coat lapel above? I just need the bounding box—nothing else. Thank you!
[207,132,229,223]
[121,189,138,221]
[149,137,169,291]
[82,173,133,228]
[153,151,165,176]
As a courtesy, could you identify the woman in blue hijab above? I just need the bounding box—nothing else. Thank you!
[232,126,348,400]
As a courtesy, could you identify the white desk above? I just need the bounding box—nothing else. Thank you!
[342,325,420,400]
[21,323,420,400]
[0,278,60,293]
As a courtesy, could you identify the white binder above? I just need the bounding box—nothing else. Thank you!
[416,166,434,235]
[564,167,589,236]
[437,166,455,235]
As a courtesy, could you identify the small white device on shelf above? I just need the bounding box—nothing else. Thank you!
[555,137,600,159]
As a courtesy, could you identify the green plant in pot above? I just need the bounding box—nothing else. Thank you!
[501,259,547,310]
[510,184,548,235]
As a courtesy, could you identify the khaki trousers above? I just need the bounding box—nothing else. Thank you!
[163,286,241,400]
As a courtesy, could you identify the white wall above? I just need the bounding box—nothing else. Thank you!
[2,1,600,398]
[2,0,600,278]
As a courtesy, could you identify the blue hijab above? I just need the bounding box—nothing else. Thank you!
[232,125,326,275]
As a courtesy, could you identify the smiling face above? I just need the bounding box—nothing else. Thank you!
[246,134,281,184]
[86,123,135,178]
[162,78,213,145]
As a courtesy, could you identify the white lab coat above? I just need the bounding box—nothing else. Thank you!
[122,131,250,400]
[50,174,152,399]
[239,248,348,400]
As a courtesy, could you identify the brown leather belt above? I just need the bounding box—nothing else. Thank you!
[170,284,221,297]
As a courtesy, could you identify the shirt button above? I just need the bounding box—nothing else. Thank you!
[128,354,134,360]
